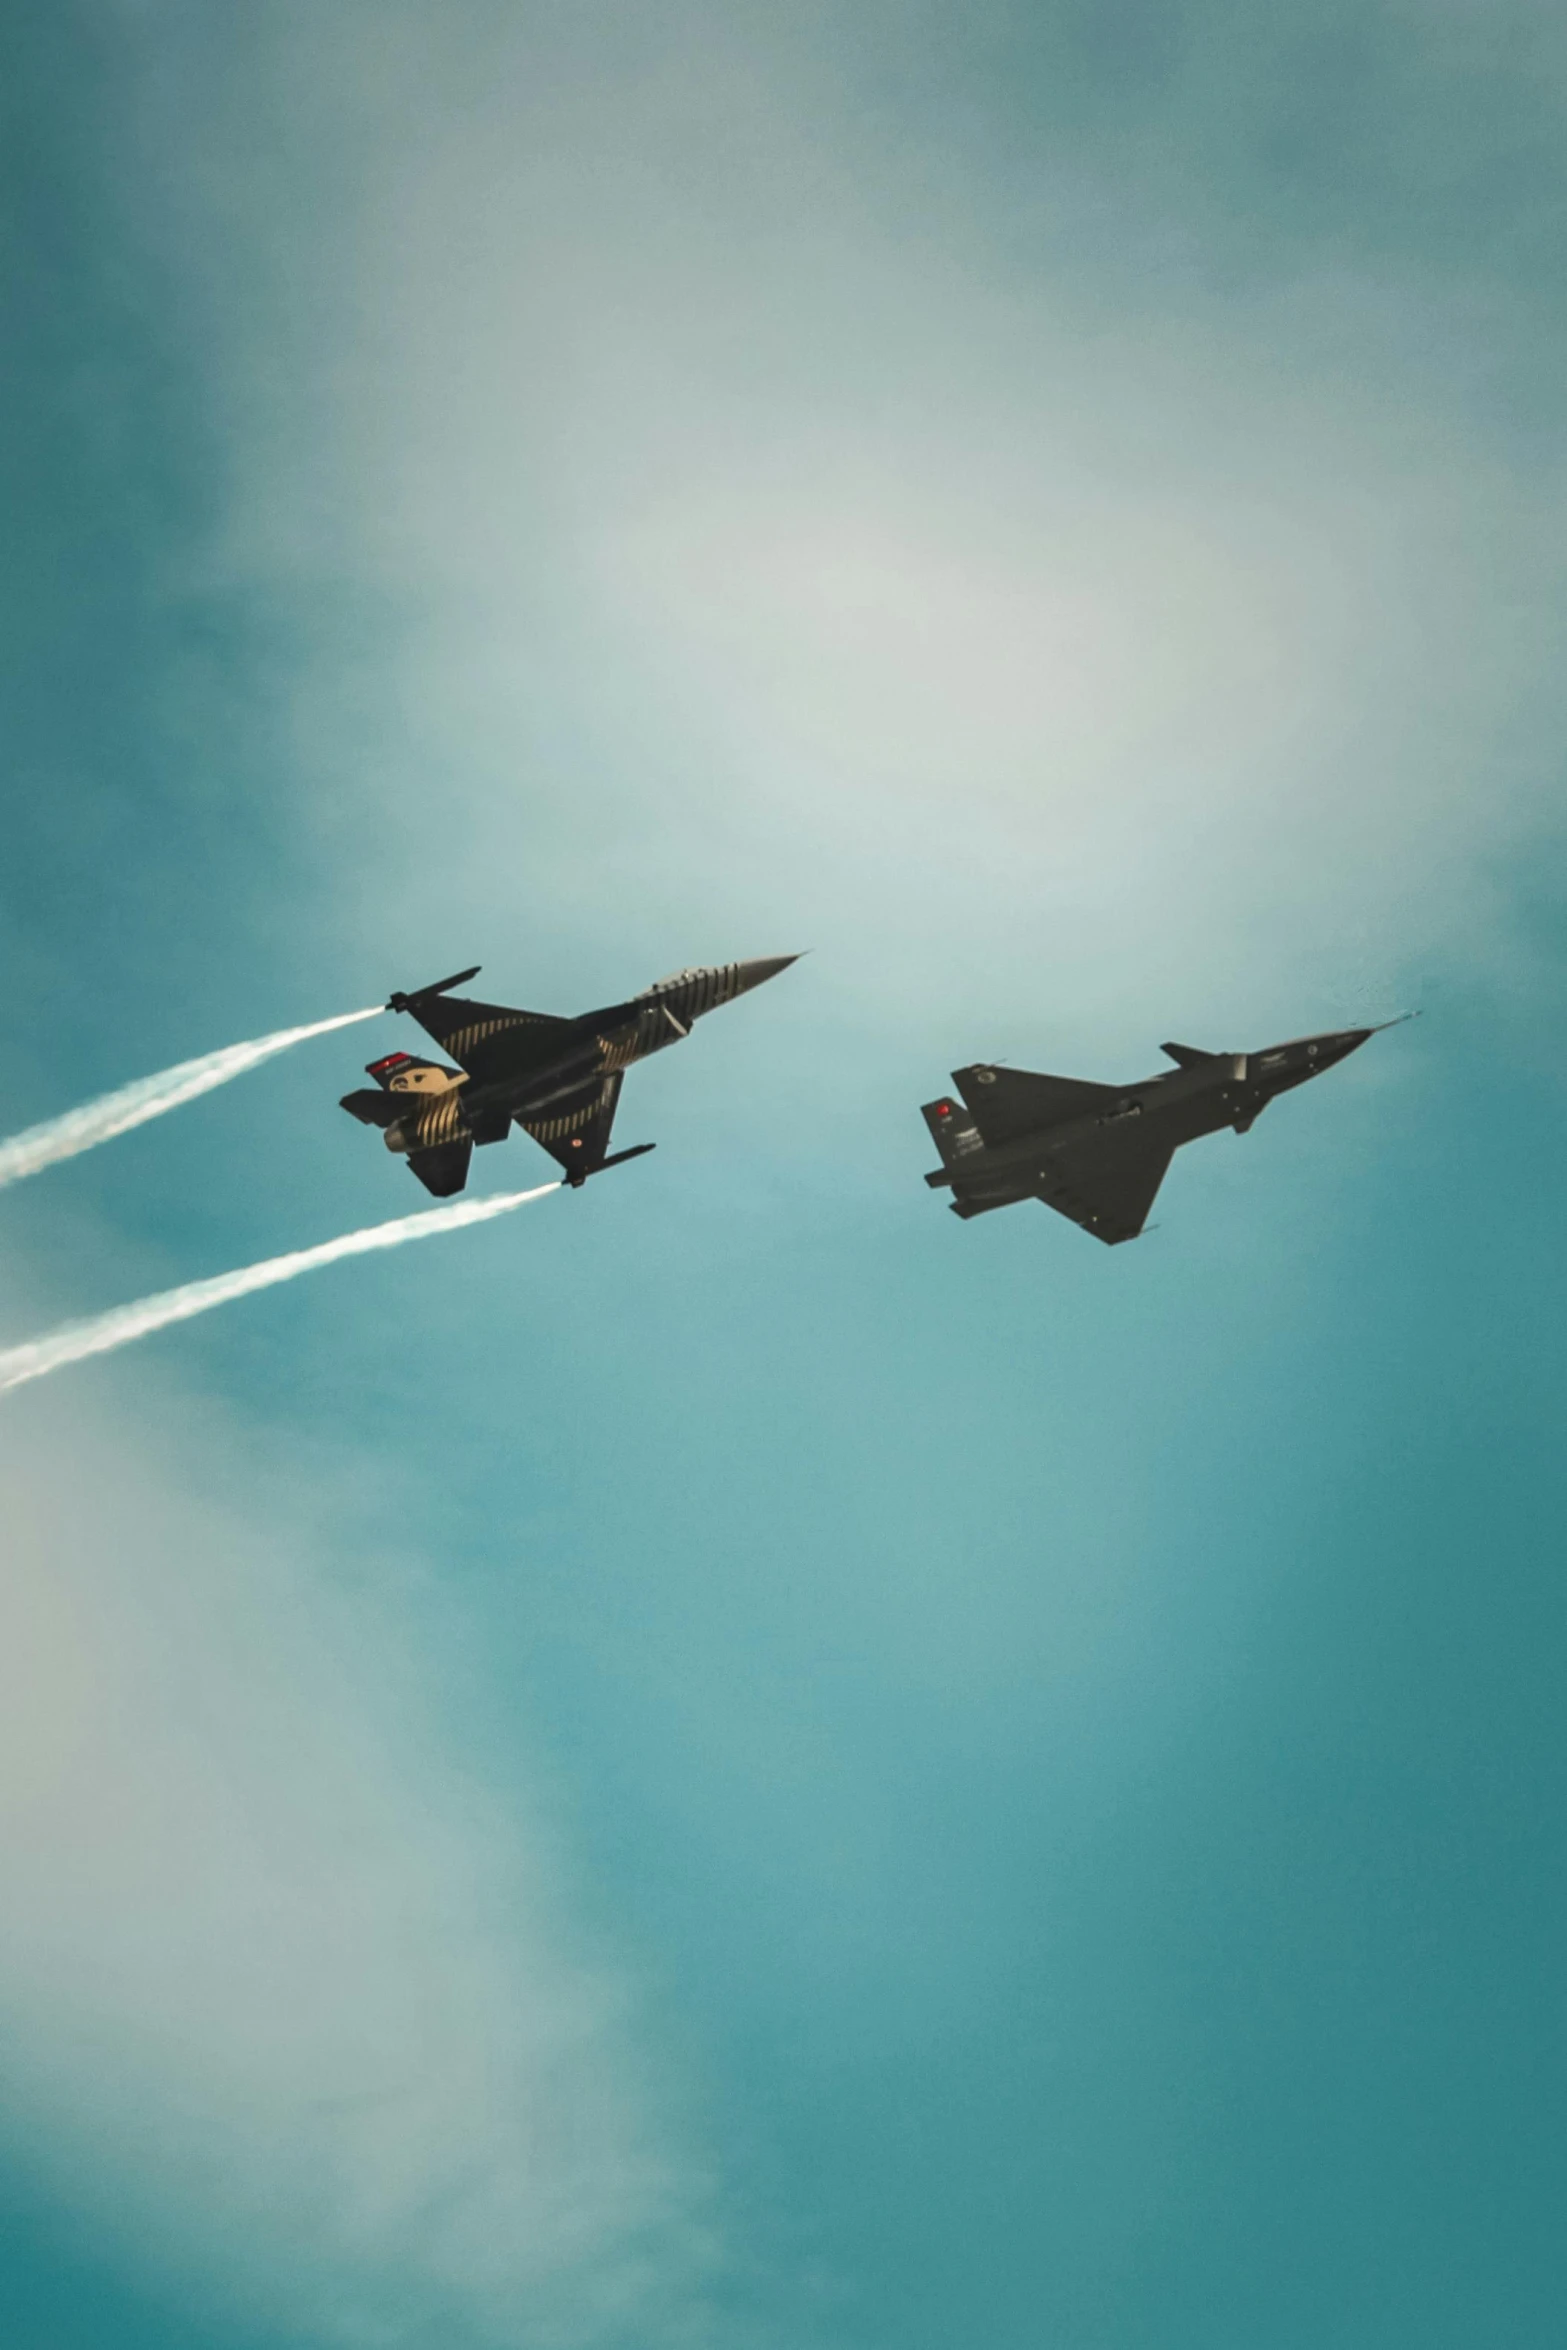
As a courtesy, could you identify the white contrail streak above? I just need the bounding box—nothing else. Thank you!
[0,1187,558,1393]
[0,1006,384,1189]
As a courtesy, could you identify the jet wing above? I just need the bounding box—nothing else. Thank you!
[405,1138,474,1198]
[953,1063,1119,1145]
[1032,1128,1175,1245]
[400,990,576,1086]
[518,1071,624,1179]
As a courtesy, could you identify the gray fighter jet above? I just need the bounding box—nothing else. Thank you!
[921,1021,1408,1243]
[342,957,798,1195]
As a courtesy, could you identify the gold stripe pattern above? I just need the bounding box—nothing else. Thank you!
[596,1029,642,1071]
[443,1014,548,1058]
[522,1100,598,1142]
[414,1094,469,1147]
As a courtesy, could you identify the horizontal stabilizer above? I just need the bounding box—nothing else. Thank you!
[406,1139,473,1197]
[1160,1041,1219,1069]
[340,1088,406,1128]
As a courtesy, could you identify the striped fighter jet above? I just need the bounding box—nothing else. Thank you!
[341,958,798,1196]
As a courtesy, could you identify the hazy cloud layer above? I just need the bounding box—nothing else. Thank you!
[0,1376,712,2347]
[9,9,1565,2346]
[118,2,1567,1046]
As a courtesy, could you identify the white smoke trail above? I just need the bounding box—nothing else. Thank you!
[0,1186,558,1393]
[0,1007,384,1189]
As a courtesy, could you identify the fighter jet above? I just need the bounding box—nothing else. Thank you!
[921,1021,1409,1243]
[342,958,799,1195]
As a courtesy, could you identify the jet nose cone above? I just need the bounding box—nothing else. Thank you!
[735,954,802,994]
[1285,1028,1371,1080]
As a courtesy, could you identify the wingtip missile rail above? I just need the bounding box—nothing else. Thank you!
[386,966,482,1014]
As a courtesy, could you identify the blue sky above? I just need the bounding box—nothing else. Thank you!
[2,5,1565,2346]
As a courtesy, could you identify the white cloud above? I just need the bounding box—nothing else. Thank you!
[129,4,1565,1050]
[0,1371,711,2347]
[14,7,1562,2332]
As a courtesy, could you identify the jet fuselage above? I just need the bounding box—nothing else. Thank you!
[344,957,797,1195]
[923,1025,1390,1240]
